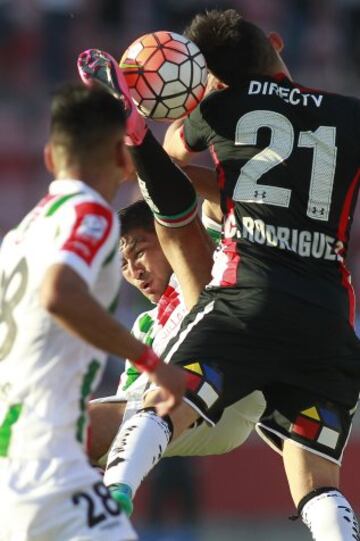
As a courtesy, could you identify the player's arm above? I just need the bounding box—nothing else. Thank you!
[155,196,222,310]
[40,263,184,414]
[40,263,146,360]
[202,198,223,224]
[162,119,191,165]
[129,130,214,310]
[181,164,220,205]
[77,49,214,310]
[155,218,213,310]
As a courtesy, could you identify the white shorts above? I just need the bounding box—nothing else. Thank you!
[165,390,266,457]
[0,459,137,541]
[94,388,265,459]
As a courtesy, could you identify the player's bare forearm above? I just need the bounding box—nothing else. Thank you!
[202,198,223,223]
[40,264,145,360]
[41,264,186,413]
[181,164,220,204]
[163,119,191,165]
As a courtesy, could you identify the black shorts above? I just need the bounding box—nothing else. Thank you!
[163,287,360,463]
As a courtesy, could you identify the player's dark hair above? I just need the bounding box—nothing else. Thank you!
[119,200,155,236]
[50,83,126,158]
[184,9,278,86]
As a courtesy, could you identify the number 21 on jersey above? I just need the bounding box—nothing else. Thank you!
[233,110,337,221]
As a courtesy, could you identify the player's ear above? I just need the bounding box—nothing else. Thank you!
[268,32,284,53]
[115,140,126,168]
[44,143,55,174]
[205,72,227,96]
[122,147,136,180]
[115,140,135,180]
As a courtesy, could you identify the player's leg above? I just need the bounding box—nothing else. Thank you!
[165,391,266,457]
[103,289,262,514]
[77,48,198,230]
[87,401,126,465]
[102,296,219,513]
[283,442,359,541]
[102,392,265,510]
[258,381,359,541]
[255,288,360,541]
[103,388,200,515]
[77,48,147,146]
[283,439,339,506]
[102,298,218,514]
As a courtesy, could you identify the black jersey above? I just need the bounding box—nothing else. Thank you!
[182,74,360,322]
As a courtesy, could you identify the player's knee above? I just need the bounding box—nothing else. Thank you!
[141,393,199,440]
[87,402,126,463]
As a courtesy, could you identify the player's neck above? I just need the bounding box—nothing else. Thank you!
[55,167,119,203]
[270,57,292,81]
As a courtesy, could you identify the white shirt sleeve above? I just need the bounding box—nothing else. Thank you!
[50,198,119,289]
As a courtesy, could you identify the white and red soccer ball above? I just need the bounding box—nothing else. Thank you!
[120,31,208,121]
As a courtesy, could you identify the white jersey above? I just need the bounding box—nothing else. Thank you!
[0,179,121,465]
[114,274,187,423]
[119,273,186,394]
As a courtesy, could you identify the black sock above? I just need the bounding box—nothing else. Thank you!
[129,130,197,227]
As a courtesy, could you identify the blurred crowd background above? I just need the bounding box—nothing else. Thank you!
[2,1,360,539]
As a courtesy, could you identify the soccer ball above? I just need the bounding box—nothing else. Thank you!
[120,31,208,120]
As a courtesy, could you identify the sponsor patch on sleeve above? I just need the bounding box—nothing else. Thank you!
[62,202,113,265]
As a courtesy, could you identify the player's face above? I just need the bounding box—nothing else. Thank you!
[120,228,172,303]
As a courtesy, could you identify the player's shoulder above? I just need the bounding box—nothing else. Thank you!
[49,182,118,237]
[198,88,229,113]
[48,180,114,216]
[185,89,231,132]
[297,82,360,131]
[194,84,256,123]
[304,80,360,105]
[325,88,360,114]
[68,192,116,227]
[284,77,360,116]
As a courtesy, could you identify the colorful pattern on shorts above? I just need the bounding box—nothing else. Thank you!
[257,397,357,464]
[184,362,223,410]
[292,406,341,450]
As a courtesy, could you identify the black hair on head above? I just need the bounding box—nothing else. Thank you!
[184,9,277,85]
[118,199,155,236]
[50,83,126,157]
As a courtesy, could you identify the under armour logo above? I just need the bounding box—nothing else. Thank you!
[311,206,325,215]
[254,190,267,199]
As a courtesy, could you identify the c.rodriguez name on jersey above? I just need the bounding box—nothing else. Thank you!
[223,213,344,261]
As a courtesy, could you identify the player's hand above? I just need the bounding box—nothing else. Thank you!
[148,361,186,416]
